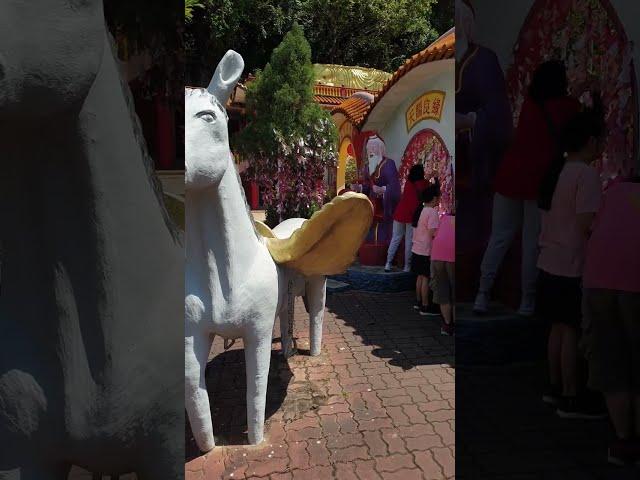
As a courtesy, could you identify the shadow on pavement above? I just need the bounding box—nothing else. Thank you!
[457,352,638,479]
[325,290,454,370]
[185,343,293,462]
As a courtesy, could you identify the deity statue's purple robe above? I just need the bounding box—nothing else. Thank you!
[456,44,513,191]
[361,157,401,244]
[456,43,513,299]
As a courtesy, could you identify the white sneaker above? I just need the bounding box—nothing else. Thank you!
[384,263,392,272]
[403,265,411,273]
[473,292,489,314]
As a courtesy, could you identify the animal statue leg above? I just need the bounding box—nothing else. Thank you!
[278,285,296,358]
[185,332,215,452]
[243,329,273,445]
[306,276,327,356]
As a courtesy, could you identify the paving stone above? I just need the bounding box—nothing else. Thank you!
[178,292,454,480]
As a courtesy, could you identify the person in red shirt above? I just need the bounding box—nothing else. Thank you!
[474,60,581,316]
[385,164,428,272]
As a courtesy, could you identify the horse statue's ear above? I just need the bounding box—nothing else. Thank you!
[207,50,245,106]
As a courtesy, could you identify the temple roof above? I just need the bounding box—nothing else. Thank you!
[358,28,455,129]
[313,64,391,91]
[313,84,378,109]
[332,96,372,125]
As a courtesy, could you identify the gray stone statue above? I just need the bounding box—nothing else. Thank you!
[0,2,183,478]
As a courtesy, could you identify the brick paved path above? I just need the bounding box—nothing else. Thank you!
[458,363,638,480]
[185,290,455,479]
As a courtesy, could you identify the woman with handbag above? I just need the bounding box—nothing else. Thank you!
[474,60,581,316]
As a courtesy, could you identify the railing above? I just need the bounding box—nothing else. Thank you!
[313,84,378,99]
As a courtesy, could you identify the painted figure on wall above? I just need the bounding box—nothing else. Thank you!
[361,135,401,243]
[455,0,513,299]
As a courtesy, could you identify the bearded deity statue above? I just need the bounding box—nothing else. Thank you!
[359,136,401,244]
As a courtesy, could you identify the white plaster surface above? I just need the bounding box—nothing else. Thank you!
[362,64,455,170]
[0,2,184,478]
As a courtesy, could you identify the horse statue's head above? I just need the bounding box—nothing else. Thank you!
[185,50,244,190]
[0,0,106,121]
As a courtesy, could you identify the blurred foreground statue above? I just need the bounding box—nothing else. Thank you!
[0,1,183,478]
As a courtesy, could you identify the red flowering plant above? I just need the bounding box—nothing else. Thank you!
[506,0,637,181]
[233,24,338,227]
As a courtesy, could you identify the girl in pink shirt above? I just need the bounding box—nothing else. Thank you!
[431,211,455,335]
[411,183,440,316]
[537,96,605,420]
[582,178,640,465]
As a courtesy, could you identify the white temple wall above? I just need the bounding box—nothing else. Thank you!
[378,69,455,167]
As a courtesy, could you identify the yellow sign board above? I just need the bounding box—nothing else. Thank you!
[406,91,446,132]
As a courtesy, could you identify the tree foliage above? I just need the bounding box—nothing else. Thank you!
[185,0,204,22]
[234,25,338,225]
[186,0,453,84]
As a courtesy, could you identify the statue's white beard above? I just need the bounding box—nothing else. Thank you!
[368,155,382,174]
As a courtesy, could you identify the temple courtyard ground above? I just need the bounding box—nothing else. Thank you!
[185,290,455,479]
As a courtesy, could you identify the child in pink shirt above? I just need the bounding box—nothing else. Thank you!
[431,211,455,335]
[536,99,604,420]
[411,184,440,316]
[582,178,640,464]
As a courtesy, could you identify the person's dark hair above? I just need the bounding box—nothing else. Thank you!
[412,179,440,227]
[408,163,425,183]
[528,60,568,104]
[538,92,605,210]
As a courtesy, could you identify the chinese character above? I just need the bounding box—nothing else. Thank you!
[415,100,423,117]
[423,98,431,115]
[432,98,442,115]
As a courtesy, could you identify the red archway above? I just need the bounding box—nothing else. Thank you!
[506,0,638,179]
[399,129,453,213]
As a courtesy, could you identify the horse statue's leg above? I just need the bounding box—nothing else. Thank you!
[279,276,296,359]
[185,331,215,452]
[243,326,273,445]
[306,276,327,357]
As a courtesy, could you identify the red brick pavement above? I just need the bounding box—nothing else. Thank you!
[185,290,455,479]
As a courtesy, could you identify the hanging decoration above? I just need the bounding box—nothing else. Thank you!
[399,129,454,214]
[506,0,638,180]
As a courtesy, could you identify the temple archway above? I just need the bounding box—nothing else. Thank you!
[506,0,638,178]
[336,137,355,193]
[399,129,453,213]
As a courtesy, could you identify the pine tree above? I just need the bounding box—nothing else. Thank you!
[235,24,337,226]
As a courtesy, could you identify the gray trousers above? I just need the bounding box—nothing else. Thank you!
[478,193,541,298]
[386,221,414,268]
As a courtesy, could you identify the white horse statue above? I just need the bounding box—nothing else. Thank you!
[0,1,183,478]
[185,50,372,452]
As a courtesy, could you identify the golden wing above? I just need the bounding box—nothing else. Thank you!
[262,192,373,276]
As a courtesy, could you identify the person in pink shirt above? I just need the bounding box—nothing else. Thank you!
[431,209,455,335]
[411,183,440,316]
[536,98,605,420]
[582,178,640,466]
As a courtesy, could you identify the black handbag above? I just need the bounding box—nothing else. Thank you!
[537,101,566,211]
